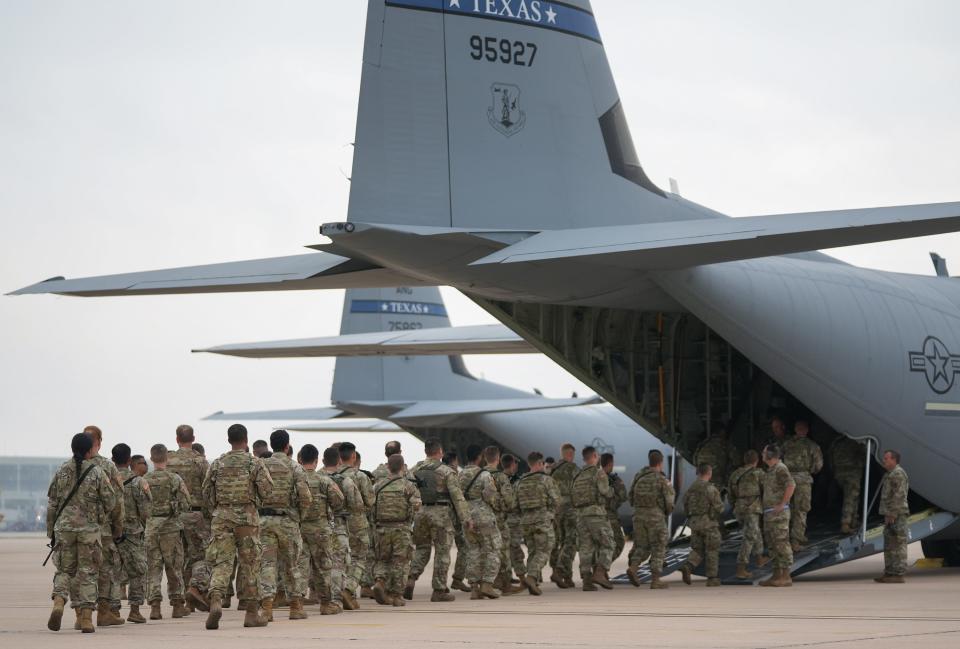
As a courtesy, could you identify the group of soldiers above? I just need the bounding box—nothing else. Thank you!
[45,420,913,634]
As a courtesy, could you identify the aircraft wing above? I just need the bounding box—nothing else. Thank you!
[281,420,405,433]
[8,252,428,297]
[193,324,535,358]
[387,397,602,426]
[203,407,348,421]
[467,202,960,270]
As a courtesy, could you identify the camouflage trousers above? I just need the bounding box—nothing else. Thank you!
[763,510,793,570]
[410,506,456,591]
[452,521,467,582]
[734,509,764,564]
[506,513,527,577]
[883,515,909,577]
[300,522,334,602]
[629,510,668,573]
[146,528,185,603]
[375,525,414,597]
[206,519,262,602]
[464,505,502,585]
[97,532,122,608]
[116,533,147,605]
[836,473,862,527]
[575,513,614,577]
[259,515,305,600]
[180,511,211,591]
[608,512,625,562]
[52,531,102,610]
[550,506,579,579]
[521,517,555,582]
[347,516,373,591]
[495,515,513,586]
[790,480,813,544]
[330,520,353,601]
[686,524,721,578]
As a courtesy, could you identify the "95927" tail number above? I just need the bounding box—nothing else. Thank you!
[470,36,538,67]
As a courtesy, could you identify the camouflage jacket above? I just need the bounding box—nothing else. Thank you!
[260,452,312,521]
[761,461,795,510]
[338,465,373,530]
[411,458,470,523]
[605,472,627,517]
[783,436,823,484]
[629,467,675,515]
[119,467,151,535]
[515,471,560,523]
[301,468,344,527]
[727,465,763,514]
[327,467,364,526]
[488,469,519,518]
[167,447,209,511]
[145,469,191,534]
[683,479,723,531]
[373,474,422,526]
[694,437,733,485]
[879,465,910,518]
[571,464,612,517]
[202,450,274,526]
[47,459,118,537]
[547,459,579,508]
[460,466,500,519]
[829,437,865,478]
[90,453,124,536]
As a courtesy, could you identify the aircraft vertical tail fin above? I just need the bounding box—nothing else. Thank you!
[348,1,678,233]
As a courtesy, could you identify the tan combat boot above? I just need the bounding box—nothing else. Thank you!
[236,598,248,611]
[479,582,501,599]
[550,571,564,587]
[74,607,81,630]
[470,584,482,600]
[273,589,289,608]
[781,570,793,587]
[47,596,66,631]
[96,601,115,626]
[127,604,146,624]
[111,606,126,625]
[650,572,669,590]
[754,555,771,568]
[593,567,614,590]
[342,589,360,610]
[402,578,416,601]
[223,595,232,609]
[841,523,854,535]
[680,563,693,585]
[289,597,308,620]
[373,579,389,605]
[706,577,721,587]
[243,601,269,628]
[450,579,471,593]
[391,594,406,607]
[186,586,209,612]
[79,607,96,634]
[205,593,222,631]
[431,589,456,602]
[735,563,753,580]
[874,574,906,584]
[360,586,375,599]
[626,566,640,588]
[149,600,162,620]
[760,568,779,587]
[261,597,274,622]
[523,575,542,596]
[171,599,189,618]
[791,541,803,553]
[581,573,597,592]
[561,574,576,589]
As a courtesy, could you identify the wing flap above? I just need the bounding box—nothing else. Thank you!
[203,407,347,421]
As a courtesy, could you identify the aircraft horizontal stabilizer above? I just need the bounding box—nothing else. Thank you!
[469,202,960,270]
[281,420,404,433]
[8,252,428,297]
[386,397,602,426]
[204,407,347,421]
[194,324,535,358]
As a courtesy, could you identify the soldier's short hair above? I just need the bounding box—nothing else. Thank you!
[300,444,319,465]
[388,453,405,474]
[112,443,131,465]
[697,463,712,476]
[131,454,146,468]
[252,439,268,453]
[544,456,555,465]
[227,424,248,444]
[424,438,442,456]
[528,451,544,466]
[561,443,575,453]
[151,444,168,464]
[465,445,483,463]
[581,446,597,460]
[270,429,290,452]
[648,450,664,466]
[322,447,340,467]
[192,443,205,456]
[176,424,195,443]
[884,449,901,463]
[83,425,103,442]
[442,451,459,466]
[339,442,357,462]
[502,454,517,469]
[483,446,501,465]
[763,444,782,460]
[385,441,401,458]
[600,452,614,468]
[743,449,759,464]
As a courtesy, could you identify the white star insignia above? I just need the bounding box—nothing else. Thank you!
[545,5,557,24]
[449,0,461,8]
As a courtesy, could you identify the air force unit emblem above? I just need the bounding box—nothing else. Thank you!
[488,83,526,137]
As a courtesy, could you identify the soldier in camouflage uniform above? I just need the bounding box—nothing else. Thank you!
[515,452,560,596]
[627,450,675,589]
[680,464,724,587]
[460,445,502,599]
[336,442,374,604]
[297,444,344,614]
[325,446,362,611]
[372,453,422,606]
[201,424,274,630]
[144,444,192,619]
[112,445,151,623]
[694,428,736,495]
[487,448,525,595]
[757,415,788,455]
[760,444,796,587]
[783,420,823,550]
[876,449,910,583]
[829,436,865,534]
[258,430,313,621]
[502,455,527,582]
[601,453,627,562]
[82,426,126,626]
[372,441,403,482]
[442,451,470,592]
[167,425,212,613]
[571,446,615,591]
[728,449,769,579]
[47,433,120,634]
[406,439,471,602]
[547,443,579,588]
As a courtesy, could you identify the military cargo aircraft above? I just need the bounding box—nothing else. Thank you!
[11,0,960,572]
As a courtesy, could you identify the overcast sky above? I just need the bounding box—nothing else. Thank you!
[1,1,958,462]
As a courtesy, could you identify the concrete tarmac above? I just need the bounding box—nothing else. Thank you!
[2,534,959,648]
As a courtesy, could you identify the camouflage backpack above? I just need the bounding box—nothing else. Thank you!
[632,469,663,509]
[571,466,600,508]
[146,471,178,517]
[517,472,547,511]
[374,478,409,523]
[260,455,295,509]
[414,464,442,506]
[167,449,205,507]
[216,453,255,506]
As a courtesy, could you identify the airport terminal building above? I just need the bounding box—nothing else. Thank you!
[0,457,60,532]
